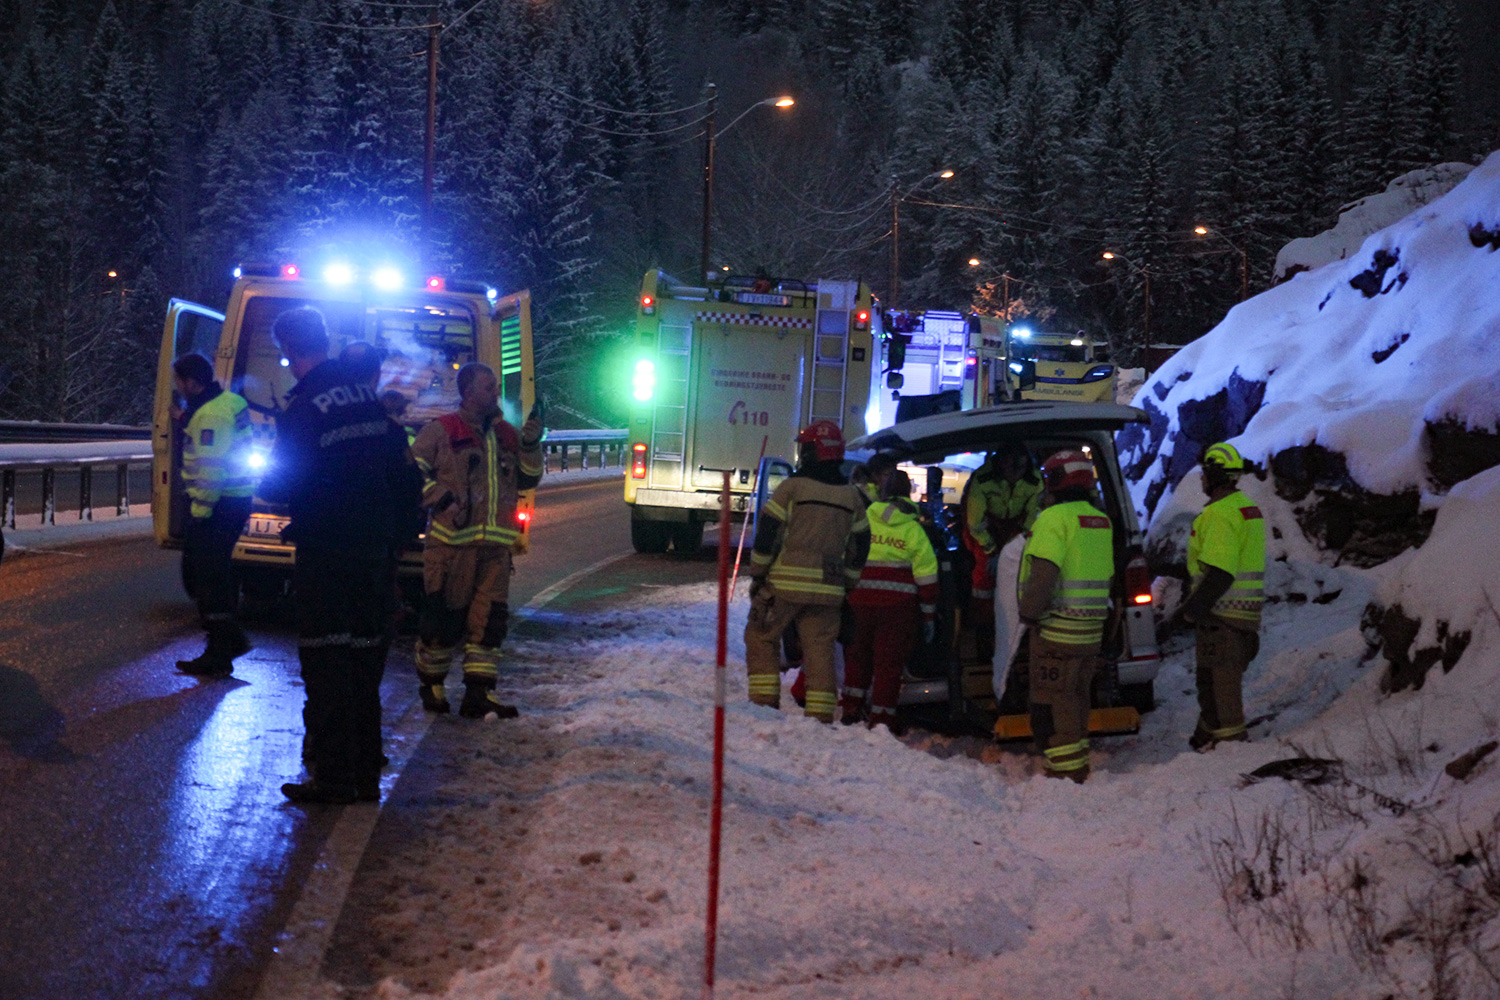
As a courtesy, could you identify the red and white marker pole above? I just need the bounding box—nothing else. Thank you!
[703,470,731,999]
[728,434,768,595]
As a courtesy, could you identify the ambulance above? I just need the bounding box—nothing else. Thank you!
[152,261,535,594]
[1009,328,1116,402]
[624,271,877,553]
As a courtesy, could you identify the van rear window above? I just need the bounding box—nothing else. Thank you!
[232,296,477,435]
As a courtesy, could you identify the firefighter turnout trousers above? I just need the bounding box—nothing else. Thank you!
[1028,633,1098,778]
[183,495,252,654]
[294,544,393,790]
[745,588,842,721]
[417,541,512,684]
[1194,619,1258,744]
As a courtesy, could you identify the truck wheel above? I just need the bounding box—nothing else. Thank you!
[631,517,670,554]
[668,521,704,553]
[1120,680,1155,714]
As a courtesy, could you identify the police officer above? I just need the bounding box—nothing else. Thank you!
[172,352,255,676]
[744,421,871,723]
[963,443,1044,661]
[1176,442,1265,751]
[1017,449,1113,782]
[841,470,938,730]
[259,308,422,804]
[410,363,543,719]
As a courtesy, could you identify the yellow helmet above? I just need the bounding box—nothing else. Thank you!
[1203,441,1244,474]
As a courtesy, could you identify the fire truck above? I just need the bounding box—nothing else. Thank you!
[624,271,877,553]
[152,261,535,593]
[870,311,1031,429]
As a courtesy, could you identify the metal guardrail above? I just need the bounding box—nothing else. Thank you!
[0,420,151,443]
[0,444,153,528]
[540,429,628,472]
[0,429,626,530]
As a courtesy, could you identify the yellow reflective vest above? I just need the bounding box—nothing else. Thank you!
[181,388,254,518]
[1187,490,1266,630]
[965,466,1043,553]
[852,499,940,617]
[1019,499,1114,647]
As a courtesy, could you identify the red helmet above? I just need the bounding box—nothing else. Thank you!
[796,420,845,462]
[1041,449,1095,492]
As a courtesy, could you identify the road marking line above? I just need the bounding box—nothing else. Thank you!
[514,550,634,619]
[254,547,632,999]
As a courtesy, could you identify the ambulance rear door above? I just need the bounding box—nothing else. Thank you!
[152,298,225,547]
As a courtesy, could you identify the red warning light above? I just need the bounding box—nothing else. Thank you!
[281,264,300,279]
[641,295,655,315]
[426,276,445,291]
[516,509,532,525]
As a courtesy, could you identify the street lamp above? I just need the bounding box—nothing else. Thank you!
[1193,225,1249,302]
[1101,250,1152,360]
[700,84,795,281]
[889,168,954,307]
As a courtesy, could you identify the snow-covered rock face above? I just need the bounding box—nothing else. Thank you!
[1273,162,1475,282]
[1122,150,1500,572]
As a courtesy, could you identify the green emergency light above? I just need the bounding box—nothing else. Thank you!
[632,359,656,402]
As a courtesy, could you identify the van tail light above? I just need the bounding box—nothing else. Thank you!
[1125,554,1152,605]
[631,442,648,478]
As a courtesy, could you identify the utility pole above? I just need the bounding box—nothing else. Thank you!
[422,23,440,266]
[699,83,717,283]
[889,176,899,307]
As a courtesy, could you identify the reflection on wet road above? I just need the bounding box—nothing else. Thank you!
[0,474,629,1000]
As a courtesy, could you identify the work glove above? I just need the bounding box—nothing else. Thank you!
[520,415,543,448]
[922,619,936,645]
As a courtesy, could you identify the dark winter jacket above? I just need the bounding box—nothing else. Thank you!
[258,359,422,551]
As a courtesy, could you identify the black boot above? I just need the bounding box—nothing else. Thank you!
[459,680,519,719]
[177,648,233,677]
[280,779,358,804]
[419,682,450,714]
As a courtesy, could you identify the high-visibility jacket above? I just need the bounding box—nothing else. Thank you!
[1019,499,1114,647]
[749,469,870,606]
[181,385,254,519]
[413,411,543,547]
[1188,490,1265,630]
[965,464,1043,554]
[851,498,939,620]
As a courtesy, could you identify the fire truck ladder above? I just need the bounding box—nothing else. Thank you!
[810,280,857,429]
[649,317,691,489]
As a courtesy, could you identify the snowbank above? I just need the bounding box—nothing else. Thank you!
[1121,151,1500,567]
[345,571,1499,1000]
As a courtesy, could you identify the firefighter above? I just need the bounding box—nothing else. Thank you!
[963,443,1044,661]
[172,352,255,677]
[411,363,543,719]
[1017,449,1113,783]
[1176,442,1265,751]
[744,420,871,722]
[841,470,938,730]
[259,307,422,804]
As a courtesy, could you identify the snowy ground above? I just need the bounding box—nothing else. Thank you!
[331,550,1499,1000]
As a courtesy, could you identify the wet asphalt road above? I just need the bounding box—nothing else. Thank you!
[0,475,634,1000]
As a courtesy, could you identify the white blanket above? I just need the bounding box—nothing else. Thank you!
[992,534,1027,703]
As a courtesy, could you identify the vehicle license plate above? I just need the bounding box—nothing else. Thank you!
[245,516,288,539]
